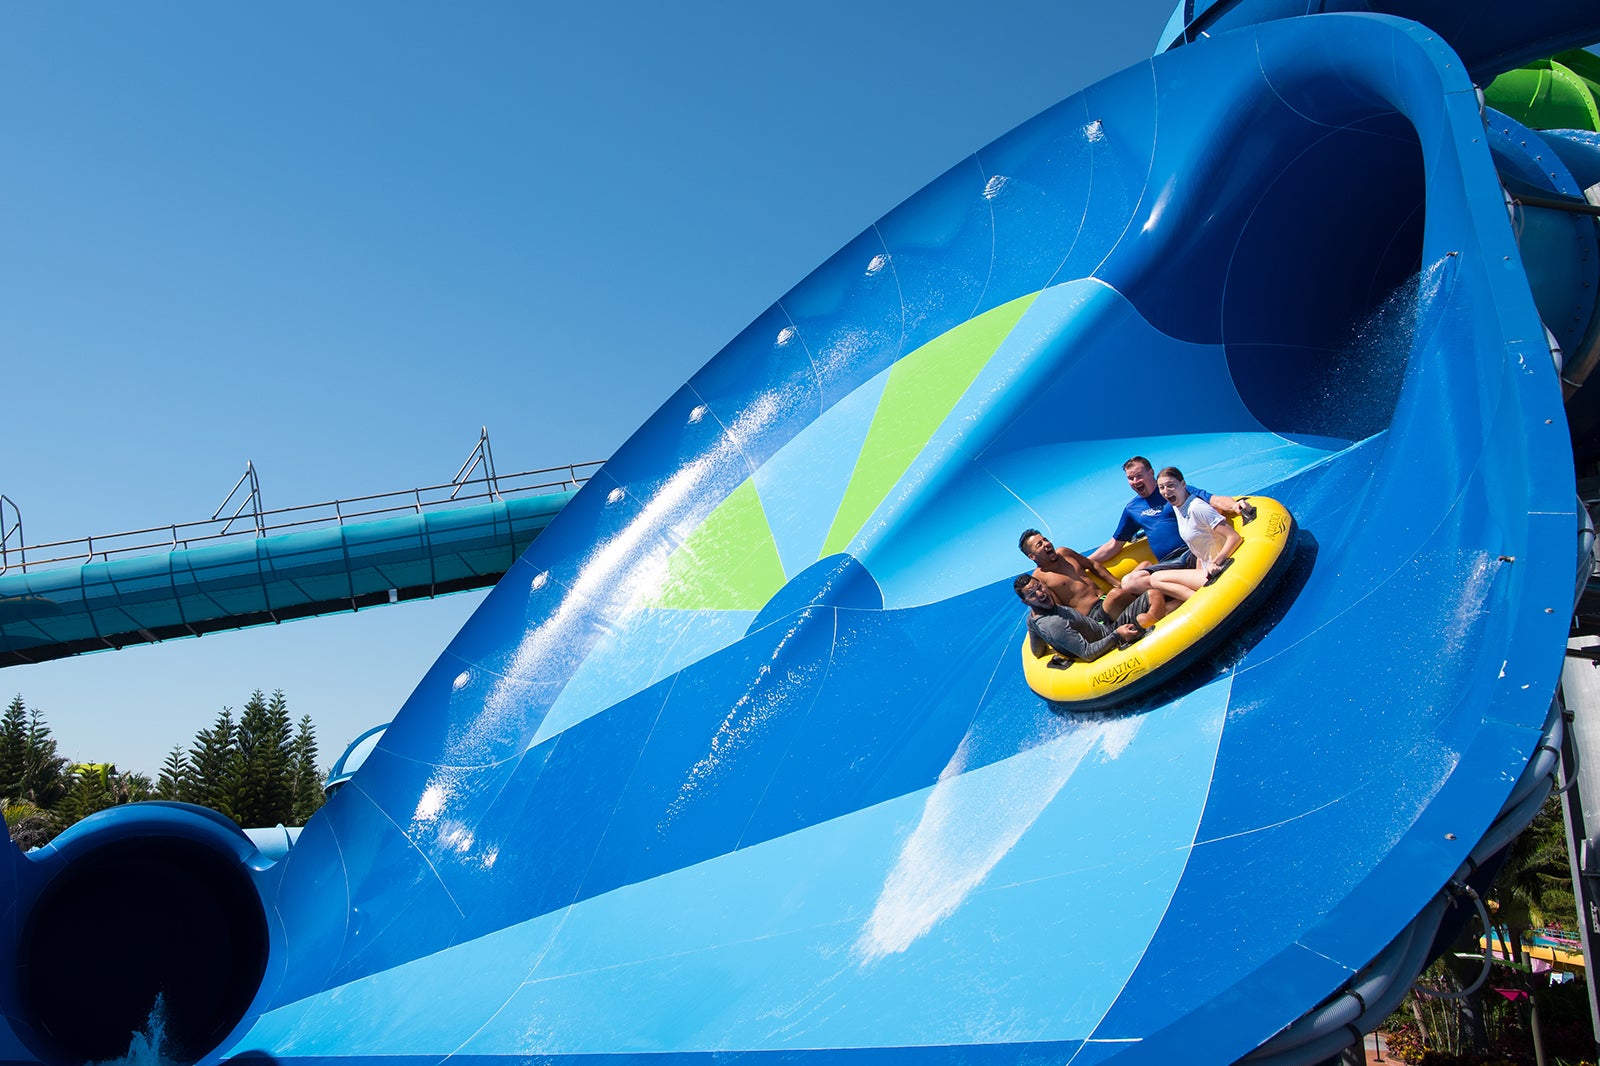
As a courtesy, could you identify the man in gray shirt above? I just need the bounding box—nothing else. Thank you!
[1014,574,1142,663]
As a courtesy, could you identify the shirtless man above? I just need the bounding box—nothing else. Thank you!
[1018,528,1166,630]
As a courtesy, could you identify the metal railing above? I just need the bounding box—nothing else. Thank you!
[0,458,603,577]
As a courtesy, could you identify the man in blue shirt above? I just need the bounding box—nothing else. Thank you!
[1088,456,1245,594]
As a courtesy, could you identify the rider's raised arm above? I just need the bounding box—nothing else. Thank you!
[1071,547,1121,587]
[1190,486,1240,517]
[1087,537,1124,564]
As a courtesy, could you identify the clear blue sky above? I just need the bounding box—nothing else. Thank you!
[1,1,1176,777]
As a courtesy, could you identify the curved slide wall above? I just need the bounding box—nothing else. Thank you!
[0,11,1592,1066]
[1161,0,1600,82]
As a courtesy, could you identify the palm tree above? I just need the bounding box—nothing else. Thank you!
[1486,792,1575,1066]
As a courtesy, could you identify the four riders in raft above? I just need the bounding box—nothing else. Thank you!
[1015,455,1255,666]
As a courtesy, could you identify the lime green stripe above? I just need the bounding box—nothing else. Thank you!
[647,479,787,611]
[819,293,1039,557]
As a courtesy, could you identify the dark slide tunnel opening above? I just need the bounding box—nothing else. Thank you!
[1221,115,1427,443]
[17,834,268,1065]
[1119,98,1429,445]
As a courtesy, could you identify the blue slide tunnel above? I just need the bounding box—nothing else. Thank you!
[4,6,1599,1066]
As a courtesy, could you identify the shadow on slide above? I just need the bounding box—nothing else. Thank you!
[3,7,1599,1066]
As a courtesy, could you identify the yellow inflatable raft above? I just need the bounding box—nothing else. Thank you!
[1021,496,1297,709]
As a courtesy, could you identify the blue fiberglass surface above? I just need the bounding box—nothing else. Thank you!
[1483,108,1600,362]
[0,10,1589,1066]
[1163,0,1600,82]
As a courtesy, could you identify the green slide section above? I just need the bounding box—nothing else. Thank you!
[647,478,786,611]
[819,292,1039,557]
[1485,50,1600,132]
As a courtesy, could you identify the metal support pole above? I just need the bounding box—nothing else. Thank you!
[480,427,502,500]
[0,495,22,575]
[451,428,493,501]
[1556,659,1600,1061]
[1555,492,1600,1059]
[213,461,265,537]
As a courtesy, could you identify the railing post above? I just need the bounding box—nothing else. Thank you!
[247,461,265,537]
[0,494,22,575]
[450,427,503,502]
[481,427,503,501]
[213,461,265,537]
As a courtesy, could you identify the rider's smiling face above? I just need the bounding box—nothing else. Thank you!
[1157,473,1185,504]
[1023,533,1059,564]
[1020,577,1055,611]
[1125,462,1155,497]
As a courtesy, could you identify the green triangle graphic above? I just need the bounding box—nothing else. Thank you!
[647,478,787,611]
[819,292,1039,557]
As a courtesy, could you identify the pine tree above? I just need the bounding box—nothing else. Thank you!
[289,714,324,825]
[38,765,156,836]
[156,746,192,802]
[57,765,116,826]
[113,769,153,806]
[235,690,293,826]
[0,689,326,833]
[189,707,240,821]
[19,706,67,809]
[0,695,28,800]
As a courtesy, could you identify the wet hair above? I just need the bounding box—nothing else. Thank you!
[1018,528,1042,556]
[1157,465,1184,483]
[1012,573,1034,599]
[1123,456,1153,473]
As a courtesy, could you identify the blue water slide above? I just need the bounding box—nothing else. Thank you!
[1160,0,1600,81]
[5,7,1599,1066]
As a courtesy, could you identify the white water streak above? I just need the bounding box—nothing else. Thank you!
[855,715,1141,963]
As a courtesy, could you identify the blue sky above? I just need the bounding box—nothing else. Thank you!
[1,1,1176,777]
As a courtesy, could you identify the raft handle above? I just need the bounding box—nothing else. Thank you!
[1204,558,1236,586]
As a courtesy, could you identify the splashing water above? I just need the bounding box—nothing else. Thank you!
[1313,264,1446,440]
[90,996,185,1066]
